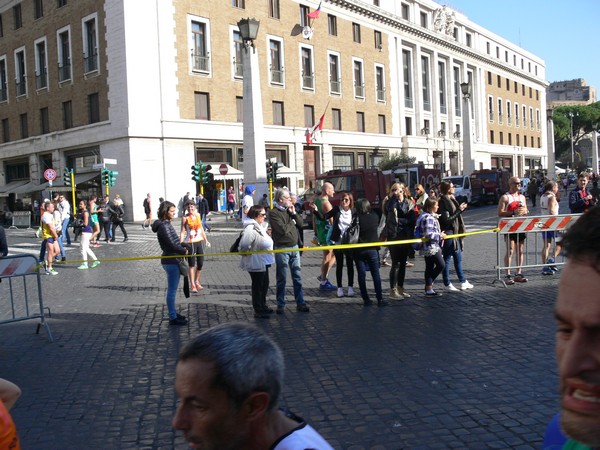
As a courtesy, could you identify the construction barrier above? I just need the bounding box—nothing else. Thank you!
[0,254,53,341]
[9,211,33,229]
[495,213,581,287]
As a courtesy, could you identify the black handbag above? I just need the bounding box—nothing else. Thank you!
[341,216,359,245]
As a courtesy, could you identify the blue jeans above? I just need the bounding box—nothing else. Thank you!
[275,247,304,307]
[354,248,383,302]
[201,213,210,231]
[57,233,66,258]
[442,236,466,286]
[62,218,71,244]
[162,263,181,319]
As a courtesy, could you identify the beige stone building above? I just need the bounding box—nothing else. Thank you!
[0,0,548,220]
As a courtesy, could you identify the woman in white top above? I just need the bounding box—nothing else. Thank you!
[540,180,561,275]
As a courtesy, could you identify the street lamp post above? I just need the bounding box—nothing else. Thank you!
[568,111,576,170]
[460,81,475,174]
[546,108,556,181]
[237,18,268,200]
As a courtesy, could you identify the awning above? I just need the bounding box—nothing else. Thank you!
[276,164,302,177]
[208,163,244,181]
[0,180,30,197]
[10,182,40,195]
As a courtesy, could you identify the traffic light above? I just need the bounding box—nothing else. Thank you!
[108,170,118,186]
[191,162,201,182]
[201,163,212,185]
[272,161,279,180]
[63,168,73,186]
[102,169,110,185]
[266,160,273,181]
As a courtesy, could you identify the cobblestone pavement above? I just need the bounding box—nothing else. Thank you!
[0,207,561,449]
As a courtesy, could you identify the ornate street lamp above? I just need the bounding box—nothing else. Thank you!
[237,18,260,49]
[460,81,474,174]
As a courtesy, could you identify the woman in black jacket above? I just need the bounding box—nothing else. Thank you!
[353,198,387,307]
[152,201,189,326]
[437,181,473,292]
[314,193,356,298]
[384,183,416,299]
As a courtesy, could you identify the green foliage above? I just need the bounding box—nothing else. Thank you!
[551,102,600,169]
[378,152,416,170]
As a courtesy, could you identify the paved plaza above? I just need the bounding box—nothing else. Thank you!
[0,206,562,449]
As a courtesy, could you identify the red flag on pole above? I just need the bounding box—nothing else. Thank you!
[306,0,322,19]
[306,101,329,145]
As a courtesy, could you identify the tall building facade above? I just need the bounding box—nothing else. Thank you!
[0,0,548,220]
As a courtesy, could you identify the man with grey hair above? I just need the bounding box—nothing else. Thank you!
[173,323,333,449]
[269,188,310,313]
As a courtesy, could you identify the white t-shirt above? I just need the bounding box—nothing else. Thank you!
[241,194,254,225]
[273,423,334,450]
[59,199,71,219]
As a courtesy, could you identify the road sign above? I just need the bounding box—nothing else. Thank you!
[92,163,105,169]
[44,169,57,181]
[219,164,228,175]
[103,158,117,165]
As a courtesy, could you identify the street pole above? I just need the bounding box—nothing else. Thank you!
[546,108,556,181]
[460,82,475,174]
[569,112,575,170]
[238,18,268,202]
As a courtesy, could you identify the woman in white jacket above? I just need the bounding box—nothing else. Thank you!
[238,205,275,318]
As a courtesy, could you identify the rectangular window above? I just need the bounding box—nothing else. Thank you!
[488,96,494,122]
[401,3,409,20]
[402,50,412,108]
[438,61,446,114]
[20,113,28,139]
[487,71,492,85]
[300,46,314,90]
[0,14,3,37]
[453,67,460,116]
[523,135,527,147]
[233,30,243,78]
[272,101,284,126]
[35,40,48,90]
[420,12,427,27]
[88,93,100,124]
[515,103,519,127]
[508,133,512,146]
[356,112,365,132]
[300,5,309,27]
[13,4,22,29]
[405,117,412,136]
[58,29,72,82]
[536,90,539,101]
[353,59,364,98]
[529,87,532,98]
[304,105,314,127]
[194,92,210,120]
[34,0,44,19]
[375,65,385,102]
[496,46,500,58]
[40,107,49,134]
[522,105,527,128]
[15,50,27,97]
[522,84,525,96]
[421,56,430,111]
[332,108,341,130]
[191,21,209,73]
[2,119,9,143]
[328,53,341,94]
[536,109,541,130]
[486,42,490,54]
[500,132,504,145]
[498,98,503,124]
[373,0,380,6]
[63,101,73,129]
[236,96,243,122]
[490,130,494,144]
[507,100,512,125]
[505,50,508,62]
[466,33,472,47]
[529,107,534,129]
[269,39,283,85]
[530,136,534,147]
[516,134,520,146]
[497,75,501,88]
[506,78,510,91]
[232,0,245,8]
[378,114,386,134]
[268,0,280,19]
[374,30,382,50]
[327,14,337,36]
[0,59,7,102]
[352,23,361,43]
[83,16,99,73]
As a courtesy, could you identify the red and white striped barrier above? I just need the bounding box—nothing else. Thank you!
[497,214,578,235]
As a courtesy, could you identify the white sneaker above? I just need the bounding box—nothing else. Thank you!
[460,281,474,290]
[337,287,344,298]
[445,283,459,291]
[347,287,355,297]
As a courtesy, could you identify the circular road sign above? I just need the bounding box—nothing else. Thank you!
[44,168,57,181]
[219,164,228,175]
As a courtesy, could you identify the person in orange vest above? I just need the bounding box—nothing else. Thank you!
[180,200,210,293]
[0,378,21,450]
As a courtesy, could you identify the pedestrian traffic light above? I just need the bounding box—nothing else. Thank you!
[108,170,118,186]
[63,168,73,186]
[201,163,212,185]
[272,161,279,180]
[191,162,201,182]
[266,160,273,181]
[102,169,110,185]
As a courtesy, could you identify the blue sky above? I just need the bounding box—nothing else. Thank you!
[447,0,600,96]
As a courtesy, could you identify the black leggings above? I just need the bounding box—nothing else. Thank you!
[389,245,410,289]
[333,248,354,287]
[249,268,269,312]
[424,250,445,286]
[186,241,205,270]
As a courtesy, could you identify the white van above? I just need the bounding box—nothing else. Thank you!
[442,175,473,204]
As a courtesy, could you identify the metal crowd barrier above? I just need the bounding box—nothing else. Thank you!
[9,211,33,230]
[0,254,53,341]
[494,213,581,287]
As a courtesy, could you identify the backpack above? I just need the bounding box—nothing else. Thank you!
[413,217,424,251]
[230,230,244,253]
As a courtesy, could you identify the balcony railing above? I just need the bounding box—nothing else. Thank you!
[454,106,461,116]
[498,113,503,124]
[354,83,365,98]
[192,52,210,73]
[423,100,431,111]
[302,74,314,90]
[16,79,26,97]
[439,104,446,114]
[404,97,413,108]
[270,68,283,85]
[377,88,386,102]
[523,118,527,128]
[507,115,512,125]
[84,51,98,73]
[536,120,541,130]
[330,79,341,94]
[35,69,48,89]
[58,61,71,82]
[515,117,520,127]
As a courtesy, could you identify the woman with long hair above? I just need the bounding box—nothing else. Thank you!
[180,199,210,293]
[77,200,100,270]
[152,201,189,326]
[88,196,101,247]
[415,198,446,296]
